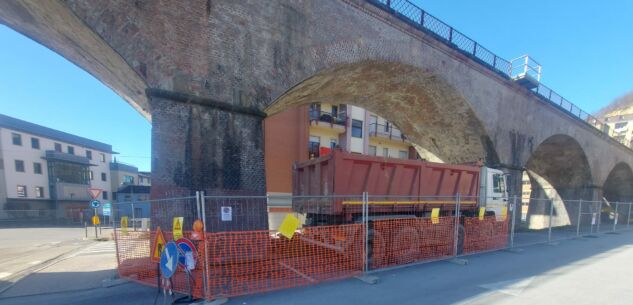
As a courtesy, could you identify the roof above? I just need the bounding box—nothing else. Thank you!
[0,113,115,153]
[110,162,138,173]
[43,150,93,166]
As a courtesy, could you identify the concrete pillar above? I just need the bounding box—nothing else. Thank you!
[148,89,268,231]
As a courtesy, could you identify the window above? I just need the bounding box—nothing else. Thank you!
[331,105,338,118]
[67,146,74,155]
[615,122,628,129]
[330,138,337,150]
[112,192,117,200]
[33,162,42,174]
[309,136,320,158]
[351,119,363,138]
[368,145,377,156]
[12,133,22,146]
[89,171,94,180]
[54,143,62,152]
[123,175,135,184]
[86,150,92,160]
[383,148,389,157]
[35,186,44,198]
[31,137,40,149]
[102,191,108,200]
[369,115,378,133]
[14,160,24,172]
[17,185,27,197]
[100,153,106,162]
[492,174,506,193]
[399,150,408,159]
[101,173,107,181]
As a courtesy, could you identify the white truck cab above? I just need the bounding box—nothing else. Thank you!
[478,167,509,219]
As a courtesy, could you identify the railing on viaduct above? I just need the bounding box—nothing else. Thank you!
[368,0,611,139]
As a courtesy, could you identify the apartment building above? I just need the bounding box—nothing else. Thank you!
[0,114,113,218]
[264,103,417,197]
[109,161,151,219]
[603,113,633,148]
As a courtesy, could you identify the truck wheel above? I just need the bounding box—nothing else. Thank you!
[368,228,386,269]
[392,227,420,265]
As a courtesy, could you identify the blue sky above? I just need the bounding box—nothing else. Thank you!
[1,1,632,172]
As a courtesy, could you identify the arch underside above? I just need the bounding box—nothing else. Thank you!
[603,162,633,203]
[266,60,498,164]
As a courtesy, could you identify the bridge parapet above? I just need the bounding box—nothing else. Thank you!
[370,0,614,148]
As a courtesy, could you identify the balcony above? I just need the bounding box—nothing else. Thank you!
[369,123,406,142]
[309,109,347,131]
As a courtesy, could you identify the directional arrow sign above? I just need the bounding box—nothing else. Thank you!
[160,241,179,278]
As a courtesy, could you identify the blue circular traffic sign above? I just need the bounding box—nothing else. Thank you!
[90,200,101,208]
[176,238,197,270]
[160,241,179,278]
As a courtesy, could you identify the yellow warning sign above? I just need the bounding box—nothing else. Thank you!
[278,214,300,239]
[501,207,508,220]
[431,208,440,224]
[478,207,486,220]
[92,215,100,225]
[173,217,184,240]
[121,216,128,235]
[151,226,166,262]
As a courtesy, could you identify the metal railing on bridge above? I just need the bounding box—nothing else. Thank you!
[368,0,613,146]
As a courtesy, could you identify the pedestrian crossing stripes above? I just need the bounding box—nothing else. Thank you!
[77,241,116,256]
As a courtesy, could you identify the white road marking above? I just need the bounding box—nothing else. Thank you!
[76,241,116,255]
[0,272,12,279]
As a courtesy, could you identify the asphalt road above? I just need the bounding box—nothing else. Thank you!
[1,228,633,305]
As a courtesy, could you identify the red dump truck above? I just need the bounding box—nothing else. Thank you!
[292,149,509,225]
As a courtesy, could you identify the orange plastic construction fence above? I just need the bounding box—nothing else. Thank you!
[462,216,509,254]
[115,224,364,299]
[370,217,455,269]
[114,217,509,300]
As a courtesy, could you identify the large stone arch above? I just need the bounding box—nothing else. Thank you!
[266,60,499,164]
[522,134,593,229]
[603,162,633,203]
[525,134,593,200]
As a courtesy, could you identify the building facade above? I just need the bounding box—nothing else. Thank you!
[603,113,633,148]
[0,114,114,219]
[264,103,417,197]
[110,161,151,219]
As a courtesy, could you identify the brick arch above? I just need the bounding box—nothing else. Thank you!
[603,162,633,203]
[266,60,498,164]
[524,134,593,200]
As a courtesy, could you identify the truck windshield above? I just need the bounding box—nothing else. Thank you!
[493,174,506,193]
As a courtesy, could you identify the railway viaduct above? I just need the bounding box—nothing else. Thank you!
[1,0,632,223]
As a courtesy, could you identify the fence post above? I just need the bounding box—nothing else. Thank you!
[510,195,517,249]
[626,202,633,228]
[453,193,461,256]
[613,202,619,232]
[547,199,554,243]
[419,10,425,26]
[131,202,136,232]
[576,199,582,237]
[448,28,454,43]
[200,191,212,300]
[362,192,369,274]
[597,201,602,233]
